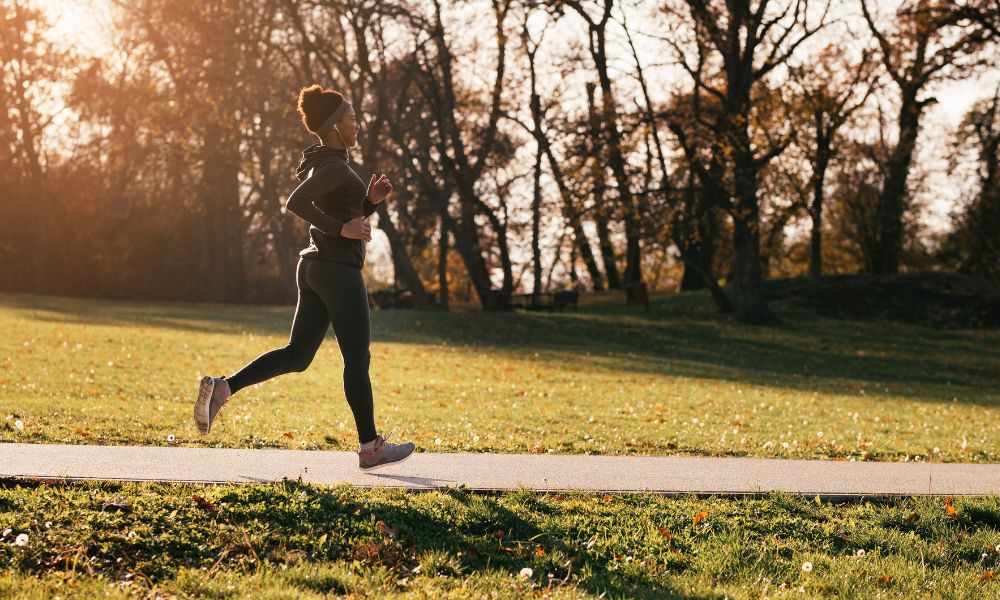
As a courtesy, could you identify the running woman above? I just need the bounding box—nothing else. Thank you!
[193,84,415,470]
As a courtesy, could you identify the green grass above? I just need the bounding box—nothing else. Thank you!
[1,289,998,462]
[1,291,999,597]
[1,481,999,598]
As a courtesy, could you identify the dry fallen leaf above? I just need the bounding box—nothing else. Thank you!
[192,494,217,513]
[657,527,671,540]
[693,511,709,527]
[377,520,399,538]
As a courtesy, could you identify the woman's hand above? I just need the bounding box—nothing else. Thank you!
[341,217,372,242]
[367,173,393,204]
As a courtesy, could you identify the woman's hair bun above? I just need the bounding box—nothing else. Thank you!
[297,84,345,134]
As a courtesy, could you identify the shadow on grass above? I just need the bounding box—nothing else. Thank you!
[0,478,701,598]
[2,291,998,408]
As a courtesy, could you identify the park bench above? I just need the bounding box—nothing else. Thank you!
[553,290,579,312]
[511,290,580,312]
[369,289,414,309]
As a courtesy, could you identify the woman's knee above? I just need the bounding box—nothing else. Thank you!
[342,348,371,371]
[284,344,317,372]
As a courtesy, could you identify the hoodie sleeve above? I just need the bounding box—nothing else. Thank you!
[284,163,348,237]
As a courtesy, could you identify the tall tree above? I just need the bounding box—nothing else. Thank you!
[410,0,516,309]
[559,0,643,285]
[0,3,73,292]
[666,0,828,323]
[860,0,995,274]
[789,43,875,280]
[939,86,1000,279]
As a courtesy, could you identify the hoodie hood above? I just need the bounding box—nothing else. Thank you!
[294,143,348,181]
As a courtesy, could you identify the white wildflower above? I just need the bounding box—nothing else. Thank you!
[519,567,533,579]
[166,434,175,443]
[802,561,813,572]
[856,549,865,557]
[434,438,442,445]
[14,419,23,430]
[15,533,28,546]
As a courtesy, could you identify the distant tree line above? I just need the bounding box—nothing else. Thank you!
[1,0,998,323]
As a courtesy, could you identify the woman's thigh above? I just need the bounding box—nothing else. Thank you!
[288,259,332,353]
[303,260,370,356]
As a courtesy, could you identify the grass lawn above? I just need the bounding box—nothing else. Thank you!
[1,289,999,597]
[1,481,999,598]
[1,289,997,462]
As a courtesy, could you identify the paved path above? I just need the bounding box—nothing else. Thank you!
[2,443,998,498]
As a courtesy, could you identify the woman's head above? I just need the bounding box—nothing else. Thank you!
[296,84,359,148]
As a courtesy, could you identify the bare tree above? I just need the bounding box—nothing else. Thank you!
[664,0,828,323]
[789,43,876,280]
[558,0,643,285]
[860,0,995,274]
[0,3,73,292]
[939,85,1000,279]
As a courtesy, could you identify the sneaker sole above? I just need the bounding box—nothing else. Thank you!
[359,447,416,471]
[194,376,214,435]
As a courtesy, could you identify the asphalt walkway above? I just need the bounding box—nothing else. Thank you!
[2,443,998,498]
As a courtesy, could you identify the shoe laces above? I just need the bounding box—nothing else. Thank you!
[360,428,397,455]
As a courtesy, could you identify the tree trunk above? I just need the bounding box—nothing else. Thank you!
[871,93,924,274]
[531,131,543,295]
[438,215,449,310]
[375,202,433,309]
[730,199,775,324]
[679,264,705,291]
[809,111,835,282]
[536,112,604,290]
[200,121,245,303]
[447,203,495,309]
[591,28,641,284]
[586,82,621,289]
[729,134,777,324]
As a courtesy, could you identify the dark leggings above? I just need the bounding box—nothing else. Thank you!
[224,257,376,444]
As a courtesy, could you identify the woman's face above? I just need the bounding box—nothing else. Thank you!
[336,106,359,147]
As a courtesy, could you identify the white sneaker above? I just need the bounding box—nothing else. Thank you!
[194,376,231,435]
[358,430,416,470]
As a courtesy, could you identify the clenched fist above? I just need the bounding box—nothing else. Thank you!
[341,217,371,242]
[367,173,393,204]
